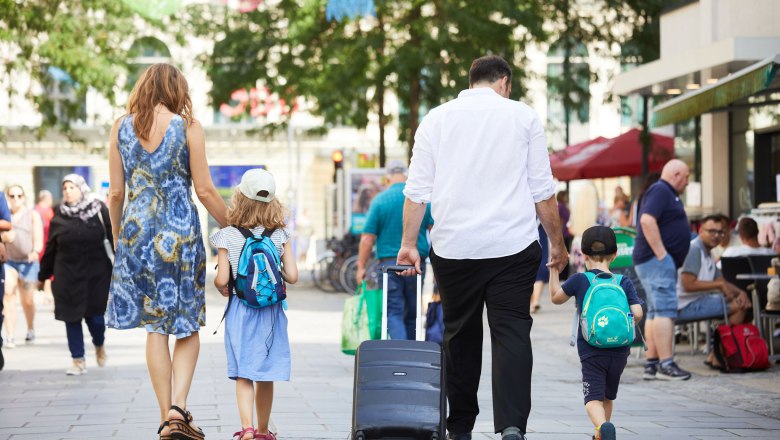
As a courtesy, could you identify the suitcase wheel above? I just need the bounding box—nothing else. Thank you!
[431,433,440,440]
[354,431,365,440]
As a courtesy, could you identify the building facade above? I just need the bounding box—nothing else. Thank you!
[614,0,780,218]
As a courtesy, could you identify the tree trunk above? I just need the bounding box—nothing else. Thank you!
[408,72,420,162]
[378,82,386,167]
[377,13,387,167]
[406,5,422,161]
[640,94,650,179]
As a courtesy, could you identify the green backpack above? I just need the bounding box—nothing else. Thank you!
[580,272,634,348]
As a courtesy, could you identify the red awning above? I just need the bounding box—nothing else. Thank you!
[549,136,607,168]
[551,128,674,181]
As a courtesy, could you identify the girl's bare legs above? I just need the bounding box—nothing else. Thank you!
[530,280,544,312]
[3,270,18,343]
[168,332,201,430]
[236,378,255,438]
[146,333,172,434]
[255,381,273,434]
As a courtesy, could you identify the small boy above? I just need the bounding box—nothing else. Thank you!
[549,226,643,440]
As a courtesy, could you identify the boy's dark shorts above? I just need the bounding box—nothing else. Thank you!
[581,355,628,404]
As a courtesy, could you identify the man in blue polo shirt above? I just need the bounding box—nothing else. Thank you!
[0,190,13,370]
[633,159,692,380]
[356,160,434,340]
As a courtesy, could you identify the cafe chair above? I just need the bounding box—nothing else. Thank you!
[674,295,729,356]
[748,255,780,361]
[720,256,752,291]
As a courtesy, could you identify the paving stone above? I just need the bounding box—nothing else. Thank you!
[1,278,779,439]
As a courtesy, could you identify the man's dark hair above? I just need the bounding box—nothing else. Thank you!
[737,216,759,240]
[701,214,723,225]
[469,55,512,86]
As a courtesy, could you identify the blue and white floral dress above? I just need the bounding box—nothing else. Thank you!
[105,114,207,338]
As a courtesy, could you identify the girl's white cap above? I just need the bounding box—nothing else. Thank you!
[239,168,276,202]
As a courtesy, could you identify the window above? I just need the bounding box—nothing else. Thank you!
[44,66,86,124]
[127,37,172,90]
[546,39,590,127]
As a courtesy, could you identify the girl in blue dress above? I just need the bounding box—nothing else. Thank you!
[106,63,228,440]
[210,169,298,440]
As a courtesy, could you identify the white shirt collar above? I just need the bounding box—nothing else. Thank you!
[457,87,500,99]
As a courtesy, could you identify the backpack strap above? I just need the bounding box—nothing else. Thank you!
[261,228,275,238]
[586,271,622,285]
[235,225,254,239]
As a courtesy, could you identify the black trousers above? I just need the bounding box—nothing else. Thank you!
[430,242,540,435]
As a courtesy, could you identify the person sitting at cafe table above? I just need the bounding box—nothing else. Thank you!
[721,217,777,258]
[677,214,752,369]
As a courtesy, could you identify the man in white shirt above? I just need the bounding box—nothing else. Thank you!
[397,55,567,440]
[721,217,777,258]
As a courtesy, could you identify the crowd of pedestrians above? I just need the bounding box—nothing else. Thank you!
[1,57,777,440]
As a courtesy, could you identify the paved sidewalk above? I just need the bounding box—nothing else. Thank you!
[1,273,779,439]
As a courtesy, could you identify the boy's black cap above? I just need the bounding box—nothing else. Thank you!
[581,226,618,256]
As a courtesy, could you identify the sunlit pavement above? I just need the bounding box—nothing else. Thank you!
[1,270,780,439]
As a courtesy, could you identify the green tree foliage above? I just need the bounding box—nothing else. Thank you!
[199,1,548,161]
[602,0,663,66]
[542,0,664,148]
[0,0,146,137]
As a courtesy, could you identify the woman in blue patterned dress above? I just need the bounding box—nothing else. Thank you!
[106,63,227,440]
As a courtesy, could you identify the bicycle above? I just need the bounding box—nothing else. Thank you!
[339,256,379,294]
[311,251,337,292]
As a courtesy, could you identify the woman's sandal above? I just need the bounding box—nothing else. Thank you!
[158,421,173,440]
[254,432,276,440]
[233,427,257,440]
[167,405,206,440]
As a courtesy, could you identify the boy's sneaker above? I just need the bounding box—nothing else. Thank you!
[446,433,472,440]
[598,422,616,440]
[4,338,15,349]
[643,363,657,380]
[502,434,527,440]
[25,330,35,344]
[657,361,691,380]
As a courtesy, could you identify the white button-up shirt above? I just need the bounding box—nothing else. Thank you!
[404,87,556,259]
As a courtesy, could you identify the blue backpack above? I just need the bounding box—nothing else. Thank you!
[228,226,286,308]
[579,272,634,348]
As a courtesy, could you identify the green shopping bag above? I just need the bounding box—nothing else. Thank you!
[361,282,383,340]
[341,282,383,355]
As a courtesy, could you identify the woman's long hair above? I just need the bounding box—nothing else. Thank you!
[126,63,193,141]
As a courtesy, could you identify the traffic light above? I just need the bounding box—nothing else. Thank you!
[332,150,344,182]
[332,150,344,168]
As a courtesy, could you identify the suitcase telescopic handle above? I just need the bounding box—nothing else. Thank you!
[382,264,417,274]
[381,266,424,342]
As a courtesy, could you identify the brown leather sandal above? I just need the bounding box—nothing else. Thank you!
[168,405,205,440]
[158,421,173,440]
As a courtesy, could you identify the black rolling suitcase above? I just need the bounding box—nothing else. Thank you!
[351,265,446,440]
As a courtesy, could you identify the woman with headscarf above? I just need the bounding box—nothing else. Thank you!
[38,174,113,375]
